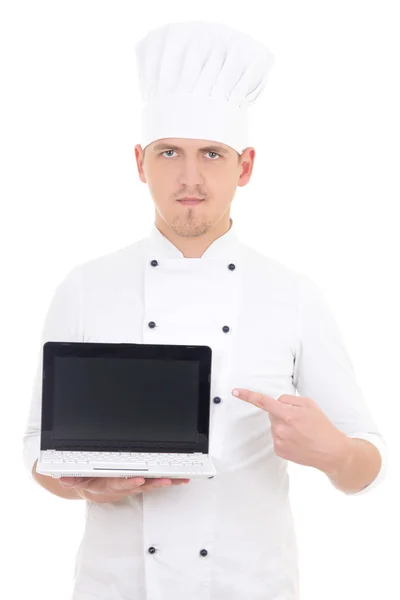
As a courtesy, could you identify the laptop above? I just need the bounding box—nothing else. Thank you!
[36,341,217,480]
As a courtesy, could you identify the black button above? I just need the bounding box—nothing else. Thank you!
[148,546,156,554]
[228,263,236,271]
[213,396,222,404]
[148,321,156,329]
[222,325,230,333]
[200,549,208,557]
[150,260,158,267]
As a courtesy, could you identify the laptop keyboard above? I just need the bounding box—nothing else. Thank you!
[41,450,205,467]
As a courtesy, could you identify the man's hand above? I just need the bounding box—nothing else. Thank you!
[59,476,190,503]
[232,388,351,474]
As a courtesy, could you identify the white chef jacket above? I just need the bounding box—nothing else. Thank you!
[22,219,388,600]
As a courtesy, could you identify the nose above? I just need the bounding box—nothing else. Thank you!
[177,158,206,188]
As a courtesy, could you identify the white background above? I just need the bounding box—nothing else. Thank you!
[1,1,399,598]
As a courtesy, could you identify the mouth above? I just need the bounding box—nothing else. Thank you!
[177,198,205,205]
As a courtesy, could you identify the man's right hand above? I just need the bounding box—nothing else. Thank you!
[59,475,190,503]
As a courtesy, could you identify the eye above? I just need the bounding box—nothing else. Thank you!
[162,150,177,158]
[207,151,220,160]
[161,150,221,160]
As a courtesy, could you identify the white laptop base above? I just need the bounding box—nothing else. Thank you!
[37,450,217,479]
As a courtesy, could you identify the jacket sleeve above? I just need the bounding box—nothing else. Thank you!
[21,266,83,483]
[292,273,388,496]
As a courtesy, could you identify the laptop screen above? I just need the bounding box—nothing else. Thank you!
[52,356,200,443]
[41,341,212,453]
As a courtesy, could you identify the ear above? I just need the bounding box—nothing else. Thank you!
[237,148,255,187]
[135,145,147,184]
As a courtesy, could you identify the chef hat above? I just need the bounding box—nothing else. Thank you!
[134,20,275,155]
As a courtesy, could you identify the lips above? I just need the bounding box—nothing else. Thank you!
[178,198,205,205]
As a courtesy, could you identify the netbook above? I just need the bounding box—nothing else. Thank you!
[36,341,217,480]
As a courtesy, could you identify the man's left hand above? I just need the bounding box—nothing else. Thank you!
[232,388,351,474]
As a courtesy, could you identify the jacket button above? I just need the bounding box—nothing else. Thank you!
[150,260,158,267]
[148,321,156,328]
[228,263,236,271]
[222,325,230,333]
[213,396,221,404]
[200,549,208,557]
[148,546,156,554]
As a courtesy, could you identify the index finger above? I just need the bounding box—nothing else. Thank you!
[232,388,288,419]
[60,477,93,487]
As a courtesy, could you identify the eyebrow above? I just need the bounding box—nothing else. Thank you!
[152,143,229,155]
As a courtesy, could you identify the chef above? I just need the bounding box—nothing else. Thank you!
[22,20,388,600]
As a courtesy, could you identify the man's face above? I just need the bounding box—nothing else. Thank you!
[135,138,255,237]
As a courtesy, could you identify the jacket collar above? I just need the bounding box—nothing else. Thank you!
[147,218,239,259]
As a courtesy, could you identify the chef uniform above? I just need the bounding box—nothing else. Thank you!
[22,20,388,600]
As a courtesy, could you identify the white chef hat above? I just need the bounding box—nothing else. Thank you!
[134,20,275,155]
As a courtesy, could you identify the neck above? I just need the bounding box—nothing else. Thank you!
[154,215,232,258]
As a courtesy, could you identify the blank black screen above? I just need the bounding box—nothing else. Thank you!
[52,357,200,443]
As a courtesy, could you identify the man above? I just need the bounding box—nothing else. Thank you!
[23,20,387,600]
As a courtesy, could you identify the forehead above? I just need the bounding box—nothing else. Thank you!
[150,139,232,154]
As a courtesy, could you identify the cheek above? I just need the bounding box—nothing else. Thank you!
[208,169,235,190]
[147,169,174,194]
